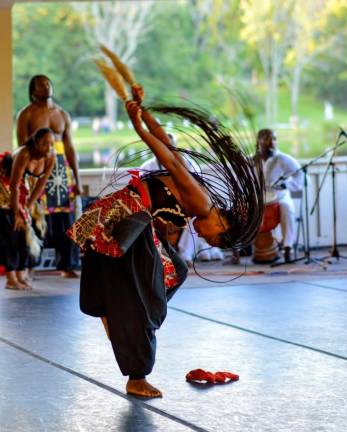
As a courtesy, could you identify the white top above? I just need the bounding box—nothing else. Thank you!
[263,150,304,202]
[140,155,201,173]
[140,157,163,171]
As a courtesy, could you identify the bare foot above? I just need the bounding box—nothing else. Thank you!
[126,378,162,398]
[5,272,29,290]
[5,281,30,290]
[61,270,80,279]
[17,279,34,290]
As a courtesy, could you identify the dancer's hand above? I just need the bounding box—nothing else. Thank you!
[74,182,83,196]
[13,211,24,231]
[131,84,144,104]
[27,202,34,213]
[273,182,287,190]
[126,101,142,128]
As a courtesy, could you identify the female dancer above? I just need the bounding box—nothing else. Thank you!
[0,128,55,289]
[68,83,264,398]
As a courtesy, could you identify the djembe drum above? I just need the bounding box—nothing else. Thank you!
[253,194,280,263]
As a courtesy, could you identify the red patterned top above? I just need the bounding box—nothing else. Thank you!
[0,152,29,218]
[67,175,178,289]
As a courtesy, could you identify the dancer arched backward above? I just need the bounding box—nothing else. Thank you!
[140,134,224,264]
[67,81,264,397]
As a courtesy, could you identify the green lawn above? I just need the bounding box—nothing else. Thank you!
[279,90,347,156]
[16,90,347,168]
[73,128,143,153]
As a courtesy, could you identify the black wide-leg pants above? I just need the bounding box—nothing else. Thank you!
[80,226,187,377]
[45,212,78,271]
[0,209,28,272]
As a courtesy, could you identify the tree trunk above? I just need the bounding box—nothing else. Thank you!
[104,85,117,128]
[261,45,272,125]
[290,64,303,157]
[291,63,302,120]
[73,2,153,128]
[270,61,279,127]
[267,75,274,126]
[265,55,279,126]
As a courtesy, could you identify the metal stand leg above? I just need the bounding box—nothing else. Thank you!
[318,162,347,263]
[271,167,327,269]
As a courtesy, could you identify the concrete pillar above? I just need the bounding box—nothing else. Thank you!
[0,1,14,152]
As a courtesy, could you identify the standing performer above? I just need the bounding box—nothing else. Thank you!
[68,49,264,398]
[0,128,55,289]
[16,75,82,278]
[256,129,303,262]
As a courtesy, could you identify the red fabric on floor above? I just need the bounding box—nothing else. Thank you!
[186,368,239,383]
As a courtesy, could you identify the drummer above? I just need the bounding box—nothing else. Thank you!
[256,129,303,262]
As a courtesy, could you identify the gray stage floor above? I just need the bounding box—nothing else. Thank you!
[1,257,346,432]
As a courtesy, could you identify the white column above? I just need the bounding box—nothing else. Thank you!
[0,1,14,152]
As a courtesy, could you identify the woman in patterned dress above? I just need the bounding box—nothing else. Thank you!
[0,128,55,289]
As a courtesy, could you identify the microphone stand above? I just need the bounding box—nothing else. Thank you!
[270,129,347,268]
[271,165,326,269]
[311,155,347,262]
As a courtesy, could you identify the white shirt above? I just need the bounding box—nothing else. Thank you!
[140,155,201,173]
[263,150,303,202]
[140,157,163,171]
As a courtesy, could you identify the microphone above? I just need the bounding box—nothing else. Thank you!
[271,175,285,187]
[339,128,347,139]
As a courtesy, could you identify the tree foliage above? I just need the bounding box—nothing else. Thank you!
[72,1,154,124]
[12,0,347,129]
[13,3,104,116]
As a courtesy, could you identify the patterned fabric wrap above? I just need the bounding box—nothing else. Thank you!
[0,175,11,211]
[0,152,29,214]
[41,141,75,214]
[67,185,178,289]
[0,153,43,259]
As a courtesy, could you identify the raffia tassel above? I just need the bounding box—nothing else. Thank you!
[100,44,136,86]
[95,59,129,101]
[24,223,42,259]
[31,202,47,239]
[74,195,83,221]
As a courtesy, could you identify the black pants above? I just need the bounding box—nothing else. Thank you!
[80,228,187,377]
[45,212,78,271]
[0,209,28,272]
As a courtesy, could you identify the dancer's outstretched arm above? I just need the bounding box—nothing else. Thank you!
[127,101,210,216]
[132,85,188,166]
[141,110,171,147]
[132,85,171,146]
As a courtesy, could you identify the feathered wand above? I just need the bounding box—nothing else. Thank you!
[94,58,129,102]
[99,45,142,98]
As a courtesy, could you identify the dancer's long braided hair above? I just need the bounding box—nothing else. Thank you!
[96,46,264,250]
[110,104,264,251]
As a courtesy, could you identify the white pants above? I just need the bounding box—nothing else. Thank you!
[277,195,296,248]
